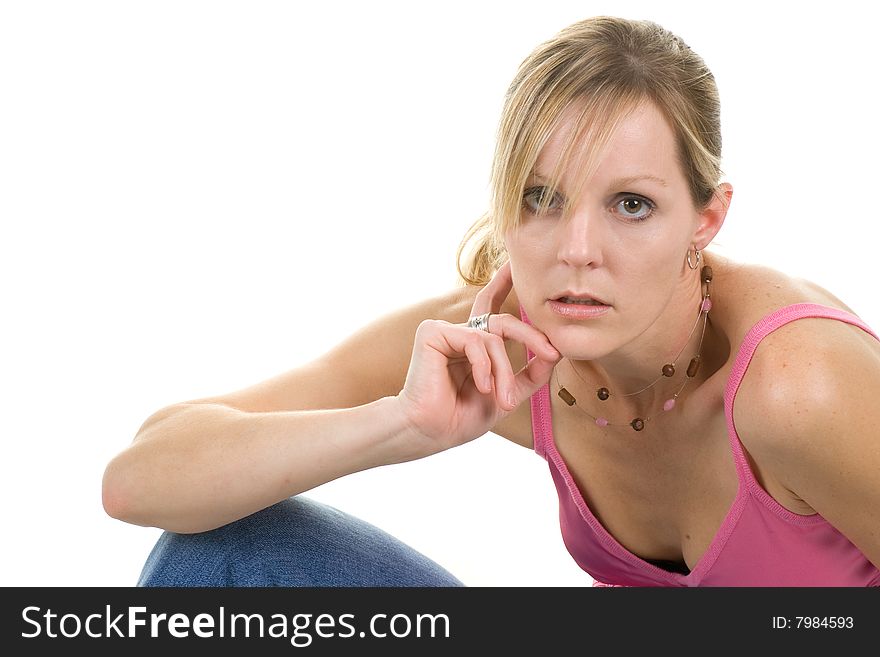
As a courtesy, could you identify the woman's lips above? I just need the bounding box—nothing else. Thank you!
[548,298,611,319]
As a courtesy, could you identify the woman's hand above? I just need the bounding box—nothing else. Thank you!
[396,261,561,456]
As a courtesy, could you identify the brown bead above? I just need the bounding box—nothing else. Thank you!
[661,363,675,377]
[701,265,713,283]
[631,418,645,431]
[686,355,702,378]
[597,387,610,401]
[558,387,576,406]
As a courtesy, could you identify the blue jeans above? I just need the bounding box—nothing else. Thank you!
[137,496,465,587]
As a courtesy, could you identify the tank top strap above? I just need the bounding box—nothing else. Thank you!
[723,302,879,482]
[724,302,878,409]
[519,303,551,460]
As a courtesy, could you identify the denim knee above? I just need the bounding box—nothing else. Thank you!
[137,496,465,587]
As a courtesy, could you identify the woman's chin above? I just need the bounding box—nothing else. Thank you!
[546,339,608,362]
[541,326,609,359]
[528,312,613,360]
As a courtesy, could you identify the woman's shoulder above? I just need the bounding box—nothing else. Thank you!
[715,252,879,479]
[707,250,861,337]
[712,250,877,393]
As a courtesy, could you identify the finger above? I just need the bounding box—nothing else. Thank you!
[511,353,558,405]
[509,344,565,407]
[459,332,493,395]
[482,333,517,410]
[489,312,561,362]
[469,260,513,318]
[437,325,515,407]
[425,321,492,392]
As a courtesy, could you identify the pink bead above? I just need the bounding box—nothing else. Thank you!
[701,298,713,312]
[663,399,676,411]
[595,417,609,427]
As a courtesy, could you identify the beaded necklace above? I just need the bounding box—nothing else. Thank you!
[554,265,713,431]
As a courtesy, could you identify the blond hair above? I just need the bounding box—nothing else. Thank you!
[455,16,723,287]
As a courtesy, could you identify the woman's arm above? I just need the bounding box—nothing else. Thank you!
[734,319,880,569]
[102,288,472,533]
[102,396,417,534]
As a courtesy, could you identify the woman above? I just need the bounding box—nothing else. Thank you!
[103,16,880,586]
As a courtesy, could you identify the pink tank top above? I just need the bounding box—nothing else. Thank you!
[520,302,880,586]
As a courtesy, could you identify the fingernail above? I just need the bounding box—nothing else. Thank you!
[507,392,517,407]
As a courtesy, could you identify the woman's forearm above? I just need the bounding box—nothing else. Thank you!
[102,396,414,533]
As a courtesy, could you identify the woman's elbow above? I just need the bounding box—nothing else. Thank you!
[101,452,147,525]
[102,456,127,521]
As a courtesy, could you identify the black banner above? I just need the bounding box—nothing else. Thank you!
[2,587,875,653]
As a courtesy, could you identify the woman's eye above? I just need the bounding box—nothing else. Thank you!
[522,186,562,214]
[614,196,654,221]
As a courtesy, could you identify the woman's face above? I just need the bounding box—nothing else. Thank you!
[504,100,710,361]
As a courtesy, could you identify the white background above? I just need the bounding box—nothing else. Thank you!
[1,1,877,587]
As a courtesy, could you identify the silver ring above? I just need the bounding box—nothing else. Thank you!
[466,312,492,333]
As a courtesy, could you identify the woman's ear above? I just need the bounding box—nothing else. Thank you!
[693,182,733,249]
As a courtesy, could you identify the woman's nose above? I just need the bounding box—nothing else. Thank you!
[556,208,604,268]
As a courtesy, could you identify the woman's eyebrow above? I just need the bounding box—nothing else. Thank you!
[609,174,669,188]
[528,171,669,188]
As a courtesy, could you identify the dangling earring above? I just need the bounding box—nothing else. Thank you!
[686,245,702,270]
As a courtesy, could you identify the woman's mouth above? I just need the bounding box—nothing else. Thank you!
[549,297,611,319]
